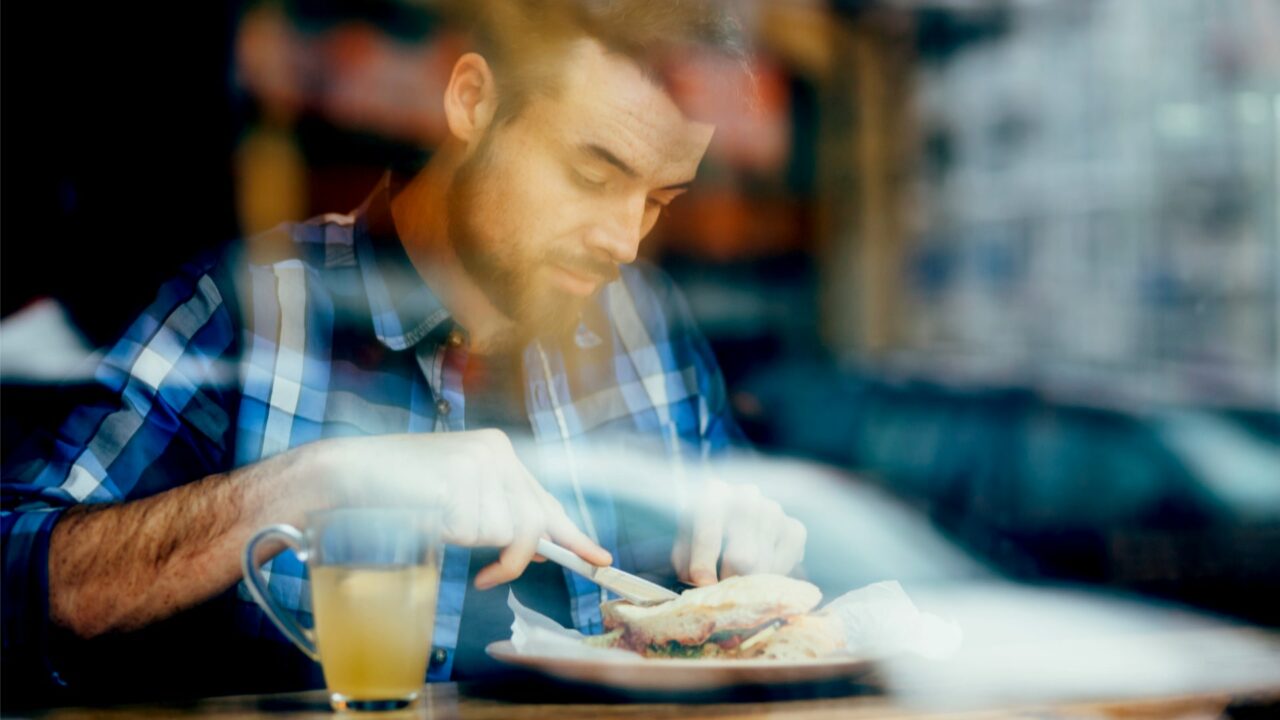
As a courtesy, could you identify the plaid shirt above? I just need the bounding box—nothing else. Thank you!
[1,175,743,687]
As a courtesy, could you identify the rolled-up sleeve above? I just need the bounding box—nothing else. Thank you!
[1,508,67,684]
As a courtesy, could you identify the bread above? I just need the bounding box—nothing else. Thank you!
[596,574,840,660]
[601,574,820,647]
[738,612,846,660]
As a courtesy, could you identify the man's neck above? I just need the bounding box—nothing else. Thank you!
[389,146,516,353]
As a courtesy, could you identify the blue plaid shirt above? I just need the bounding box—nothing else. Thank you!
[2,175,743,688]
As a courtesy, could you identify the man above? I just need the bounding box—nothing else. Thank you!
[2,0,806,699]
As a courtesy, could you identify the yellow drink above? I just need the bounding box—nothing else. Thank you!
[311,564,439,701]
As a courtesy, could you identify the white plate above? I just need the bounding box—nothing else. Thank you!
[485,640,875,691]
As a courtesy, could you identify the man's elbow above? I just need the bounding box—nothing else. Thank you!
[48,590,118,640]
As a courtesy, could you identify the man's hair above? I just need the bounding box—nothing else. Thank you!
[440,0,751,125]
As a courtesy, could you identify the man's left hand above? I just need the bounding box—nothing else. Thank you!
[671,478,807,586]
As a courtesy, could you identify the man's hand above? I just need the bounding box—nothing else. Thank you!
[670,478,807,586]
[320,430,611,590]
[46,429,605,640]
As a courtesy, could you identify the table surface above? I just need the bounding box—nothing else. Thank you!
[11,682,1278,720]
[11,622,1280,719]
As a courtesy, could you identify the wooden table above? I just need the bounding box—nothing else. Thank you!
[12,682,1277,720]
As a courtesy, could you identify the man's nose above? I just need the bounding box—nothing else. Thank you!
[584,195,645,265]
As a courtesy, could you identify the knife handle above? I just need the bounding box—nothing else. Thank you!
[536,537,601,577]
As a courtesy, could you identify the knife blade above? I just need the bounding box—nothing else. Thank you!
[536,538,679,606]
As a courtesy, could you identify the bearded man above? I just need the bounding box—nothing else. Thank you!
[2,0,807,700]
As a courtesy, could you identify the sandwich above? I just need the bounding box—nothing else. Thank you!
[589,574,845,660]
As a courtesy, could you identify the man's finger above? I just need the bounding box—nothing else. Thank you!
[542,495,612,566]
[720,517,759,580]
[671,530,691,582]
[772,516,807,575]
[475,484,541,589]
[474,536,537,589]
[440,450,481,546]
[686,484,727,586]
[474,465,515,547]
[750,500,784,577]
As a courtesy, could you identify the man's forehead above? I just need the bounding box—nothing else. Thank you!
[548,39,715,180]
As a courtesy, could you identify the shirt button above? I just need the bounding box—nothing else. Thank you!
[429,647,448,669]
[446,330,465,348]
[436,399,451,416]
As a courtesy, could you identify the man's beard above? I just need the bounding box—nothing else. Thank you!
[445,135,618,346]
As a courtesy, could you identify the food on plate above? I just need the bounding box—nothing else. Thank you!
[591,574,845,660]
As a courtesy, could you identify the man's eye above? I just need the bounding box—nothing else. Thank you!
[573,169,607,189]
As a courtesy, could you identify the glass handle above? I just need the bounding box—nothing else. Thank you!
[241,524,319,661]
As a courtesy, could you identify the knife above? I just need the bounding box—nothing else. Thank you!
[536,538,680,606]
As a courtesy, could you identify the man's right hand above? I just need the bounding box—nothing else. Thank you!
[313,430,611,589]
[45,429,603,639]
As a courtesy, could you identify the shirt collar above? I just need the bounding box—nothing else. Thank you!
[353,173,453,351]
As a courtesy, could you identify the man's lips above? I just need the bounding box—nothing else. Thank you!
[551,264,604,297]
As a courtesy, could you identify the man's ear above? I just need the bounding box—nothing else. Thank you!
[444,53,498,149]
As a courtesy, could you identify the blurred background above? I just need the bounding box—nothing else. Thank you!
[3,0,1278,631]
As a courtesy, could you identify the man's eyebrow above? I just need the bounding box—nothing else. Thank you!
[581,143,639,179]
[580,143,694,191]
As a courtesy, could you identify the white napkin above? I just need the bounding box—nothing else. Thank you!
[508,592,644,660]
[507,580,961,660]
[823,581,962,660]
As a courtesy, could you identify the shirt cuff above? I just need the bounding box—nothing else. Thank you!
[2,507,70,687]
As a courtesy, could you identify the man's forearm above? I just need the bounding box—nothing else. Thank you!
[47,445,324,639]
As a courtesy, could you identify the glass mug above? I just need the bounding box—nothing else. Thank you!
[243,507,443,712]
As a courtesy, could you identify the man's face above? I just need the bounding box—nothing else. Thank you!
[446,39,715,343]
